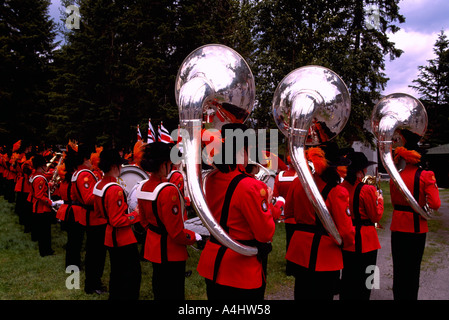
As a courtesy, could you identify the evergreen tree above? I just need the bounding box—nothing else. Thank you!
[410,30,449,146]
[48,0,250,149]
[410,30,449,107]
[0,0,56,146]
[250,0,404,147]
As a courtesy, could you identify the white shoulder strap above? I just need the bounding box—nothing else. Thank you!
[71,169,97,182]
[136,180,185,216]
[278,171,297,182]
[167,170,184,181]
[29,174,48,184]
[93,181,121,198]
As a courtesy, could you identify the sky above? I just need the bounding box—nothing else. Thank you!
[383,0,449,96]
[49,0,449,99]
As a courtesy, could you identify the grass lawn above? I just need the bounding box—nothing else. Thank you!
[0,195,292,300]
[1,181,445,300]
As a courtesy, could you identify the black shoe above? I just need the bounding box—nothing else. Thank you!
[85,286,108,295]
[40,250,55,257]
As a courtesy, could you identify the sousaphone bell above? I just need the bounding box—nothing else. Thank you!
[175,44,258,256]
[371,93,432,219]
[272,65,351,245]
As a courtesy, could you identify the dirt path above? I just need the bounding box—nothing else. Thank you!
[267,189,449,300]
[371,189,449,300]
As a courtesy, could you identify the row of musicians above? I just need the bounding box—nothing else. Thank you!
[23,124,441,300]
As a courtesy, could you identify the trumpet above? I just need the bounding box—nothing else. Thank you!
[49,153,63,194]
[46,152,62,168]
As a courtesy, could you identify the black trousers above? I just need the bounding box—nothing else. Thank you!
[65,213,85,269]
[35,212,53,256]
[84,224,107,292]
[391,231,426,300]
[292,264,340,300]
[108,243,141,300]
[285,223,295,276]
[205,279,265,300]
[340,249,378,300]
[152,261,187,300]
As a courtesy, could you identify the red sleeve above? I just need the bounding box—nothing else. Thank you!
[422,170,441,210]
[328,185,355,249]
[105,185,139,227]
[360,184,383,223]
[76,171,97,205]
[159,186,196,245]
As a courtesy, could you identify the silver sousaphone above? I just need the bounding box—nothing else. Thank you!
[175,44,257,256]
[371,93,432,219]
[272,66,351,245]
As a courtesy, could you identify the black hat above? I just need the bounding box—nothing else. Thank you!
[399,129,427,154]
[347,151,376,172]
[320,142,352,167]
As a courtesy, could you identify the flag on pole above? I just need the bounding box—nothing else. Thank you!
[137,124,142,141]
[147,118,156,144]
[177,125,182,144]
[158,121,174,143]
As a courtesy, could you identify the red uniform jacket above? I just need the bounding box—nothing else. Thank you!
[138,176,196,263]
[197,168,276,289]
[93,176,139,247]
[390,164,441,233]
[341,179,383,253]
[70,166,98,226]
[284,176,355,271]
[28,173,52,214]
[273,168,297,224]
[55,180,72,221]
[14,160,31,194]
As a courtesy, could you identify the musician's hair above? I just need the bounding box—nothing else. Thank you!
[31,154,46,169]
[99,149,123,173]
[140,142,173,173]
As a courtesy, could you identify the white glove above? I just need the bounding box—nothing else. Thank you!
[195,233,202,241]
[51,200,64,207]
[274,196,285,206]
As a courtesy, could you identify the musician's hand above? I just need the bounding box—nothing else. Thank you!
[267,186,273,203]
[377,192,383,202]
[195,233,202,241]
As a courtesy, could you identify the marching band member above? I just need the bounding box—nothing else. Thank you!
[94,149,141,300]
[273,155,296,275]
[70,143,107,295]
[390,130,441,300]
[63,142,85,269]
[28,154,60,256]
[284,146,355,300]
[340,151,383,300]
[197,123,276,300]
[137,142,198,300]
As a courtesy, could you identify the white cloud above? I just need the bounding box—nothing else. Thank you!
[382,0,449,97]
[383,29,439,96]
